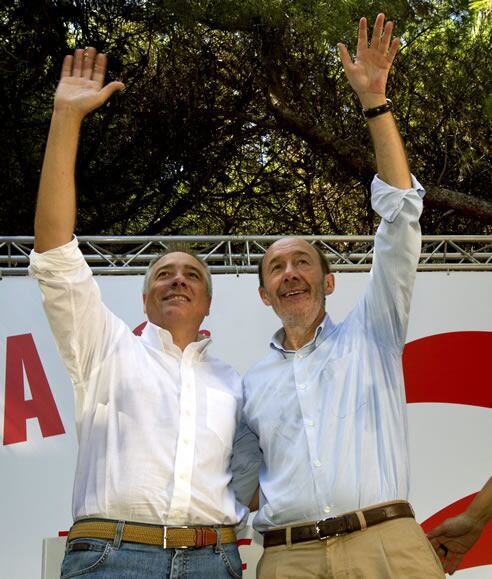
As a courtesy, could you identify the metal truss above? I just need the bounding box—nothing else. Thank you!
[1,235,492,276]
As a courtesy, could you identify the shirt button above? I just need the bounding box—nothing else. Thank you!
[296,353,304,359]
[174,510,182,518]
[306,419,315,427]
[180,473,189,481]
[313,460,321,468]
[298,384,306,390]
[324,506,331,514]
[183,438,191,445]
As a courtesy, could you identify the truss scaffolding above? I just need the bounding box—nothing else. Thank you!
[1,235,492,276]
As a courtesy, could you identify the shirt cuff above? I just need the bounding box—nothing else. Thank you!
[29,236,85,276]
[371,174,425,223]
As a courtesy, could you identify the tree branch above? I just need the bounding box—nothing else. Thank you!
[424,185,492,224]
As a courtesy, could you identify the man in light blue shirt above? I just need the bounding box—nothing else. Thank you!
[233,13,445,578]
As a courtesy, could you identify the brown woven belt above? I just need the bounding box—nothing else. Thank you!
[68,519,236,549]
[263,501,414,548]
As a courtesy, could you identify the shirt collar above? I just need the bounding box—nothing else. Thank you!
[140,321,211,361]
[270,313,336,355]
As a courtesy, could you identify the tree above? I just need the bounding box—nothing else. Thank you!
[0,0,490,236]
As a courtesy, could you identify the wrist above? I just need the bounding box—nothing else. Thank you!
[363,98,393,120]
[358,92,387,109]
[52,104,85,126]
[467,506,492,528]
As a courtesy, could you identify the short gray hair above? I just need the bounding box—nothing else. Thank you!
[142,249,213,297]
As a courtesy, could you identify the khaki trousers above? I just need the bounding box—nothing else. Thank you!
[257,517,445,578]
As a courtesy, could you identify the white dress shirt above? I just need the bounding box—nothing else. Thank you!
[233,175,425,532]
[29,239,247,526]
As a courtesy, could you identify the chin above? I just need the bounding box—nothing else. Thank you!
[282,305,322,325]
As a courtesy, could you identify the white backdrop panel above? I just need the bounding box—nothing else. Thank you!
[1,272,491,579]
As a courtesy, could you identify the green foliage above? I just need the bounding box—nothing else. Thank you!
[0,0,491,236]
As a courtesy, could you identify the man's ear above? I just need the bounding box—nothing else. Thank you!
[142,293,148,314]
[324,273,335,296]
[259,286,272,306]
[205,296,212,317]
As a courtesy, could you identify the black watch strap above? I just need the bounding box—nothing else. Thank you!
[362,98,393,119]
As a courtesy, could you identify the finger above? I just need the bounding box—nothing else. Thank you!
[98,81,125,104]
[370,12,385,48]
[82,46,97,79]
[437,543,449,558]
[428,536,441,550]
[92,53,108,86]
[444,550,460,575]
[356,17,367,55]
[448,553,463,575]
[60,55,73,79]
[387,37,400,64]
[380,20,394,52]
[337,43,354,72]
[72,48,84,77]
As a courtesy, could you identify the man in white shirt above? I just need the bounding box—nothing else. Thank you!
[30,47,245,578]
[233,14,445,578]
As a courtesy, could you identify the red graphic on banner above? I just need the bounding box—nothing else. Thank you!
[403,331,492,408]
[421,493,492,571]
[133,321,147,336]
[404,331,492,570]
[3,334,65,445]
[237,538,252,571]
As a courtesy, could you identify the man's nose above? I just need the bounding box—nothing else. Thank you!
[283,263,299,281]
[171,273,187,286]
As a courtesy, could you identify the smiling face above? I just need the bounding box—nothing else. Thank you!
[259,238,335,329]
[143,252,211,335]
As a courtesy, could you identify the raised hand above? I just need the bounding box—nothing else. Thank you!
[337,13,399,107]
[54,47,124,119]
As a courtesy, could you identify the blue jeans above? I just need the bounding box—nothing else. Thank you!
[60,538,243,578]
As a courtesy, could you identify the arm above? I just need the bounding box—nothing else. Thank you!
[230,418,262,509]
[427,478,492,575]
[338,13,411,189]
[34,47,123,252]
[338,15,423,347]
[30,49,125,385]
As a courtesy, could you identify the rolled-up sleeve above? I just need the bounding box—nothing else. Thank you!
[29,238,125,386]
[353,175,425,349]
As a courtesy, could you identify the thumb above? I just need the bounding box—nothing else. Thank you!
[99,81,125,103]
[427,525,443,539]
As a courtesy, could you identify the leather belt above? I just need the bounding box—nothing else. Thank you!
[68,519,236,549]
[263,501,414,548]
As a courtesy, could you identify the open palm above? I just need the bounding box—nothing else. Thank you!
[54,47,124,118]
[338,13,399,99]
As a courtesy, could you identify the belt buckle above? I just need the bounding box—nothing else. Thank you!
[163,525,192,549]
[315,517,339,541]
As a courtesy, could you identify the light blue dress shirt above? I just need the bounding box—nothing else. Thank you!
[232,175,425,532]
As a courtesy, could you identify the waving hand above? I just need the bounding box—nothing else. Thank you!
[54,47,124,118]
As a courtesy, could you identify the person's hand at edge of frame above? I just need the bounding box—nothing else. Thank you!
[427,512,488,575]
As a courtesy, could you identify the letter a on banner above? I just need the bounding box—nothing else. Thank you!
[3,334,65,445]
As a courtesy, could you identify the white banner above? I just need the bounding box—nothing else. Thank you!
[1,272,491,578]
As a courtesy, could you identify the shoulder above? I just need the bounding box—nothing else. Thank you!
[244,351,278,384]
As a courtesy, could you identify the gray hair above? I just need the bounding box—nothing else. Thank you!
[142,249,213,297]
